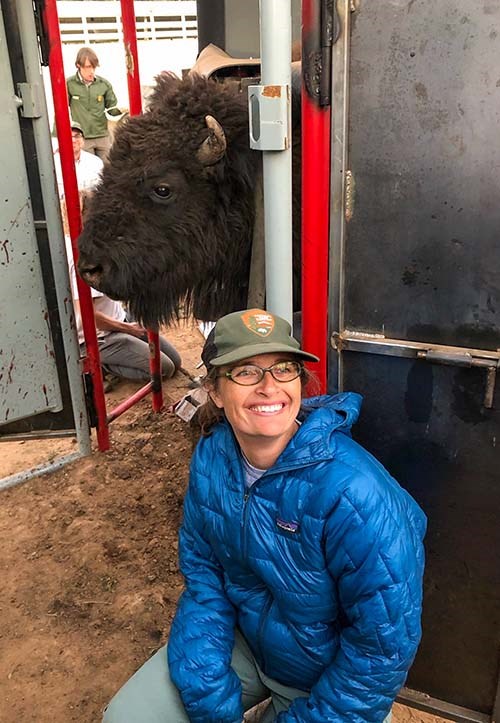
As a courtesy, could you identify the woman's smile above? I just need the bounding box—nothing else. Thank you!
[210,352,302,467]
[248,402,286,414]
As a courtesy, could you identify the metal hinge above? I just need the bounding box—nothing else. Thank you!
[16,82,43,119]
[332,330,500,408]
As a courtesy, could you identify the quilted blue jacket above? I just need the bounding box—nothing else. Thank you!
[168,393,426,722]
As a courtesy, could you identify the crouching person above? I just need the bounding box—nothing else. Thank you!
[103,308,426,722]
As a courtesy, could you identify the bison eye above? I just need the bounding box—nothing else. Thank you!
[151,184,172,202]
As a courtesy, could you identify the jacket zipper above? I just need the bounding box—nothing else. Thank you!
[240,461,317,558]
[241,489,251,558]
[239,459,326,670]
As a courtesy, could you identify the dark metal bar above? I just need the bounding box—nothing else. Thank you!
[332,331,500,363]
[398,688,490,723]
[196,0,225,54]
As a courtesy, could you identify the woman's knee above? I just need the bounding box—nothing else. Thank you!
[160,353,177,379]
[158,336,182,370]
[102,645,188,723]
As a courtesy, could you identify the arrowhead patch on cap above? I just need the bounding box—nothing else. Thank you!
[241,310,275,337]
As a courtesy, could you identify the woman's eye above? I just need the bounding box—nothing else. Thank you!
[234,367,258,378]
[153,184,171,199]
[273,364,290,376]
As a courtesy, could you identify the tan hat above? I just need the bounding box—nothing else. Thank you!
[190,43,261,79]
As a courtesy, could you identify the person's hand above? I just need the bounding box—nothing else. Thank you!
[126,321,147,338]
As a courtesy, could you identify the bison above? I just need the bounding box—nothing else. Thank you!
[77,68,302,327]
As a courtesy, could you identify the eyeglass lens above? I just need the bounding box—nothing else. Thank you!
[228,361,302,385]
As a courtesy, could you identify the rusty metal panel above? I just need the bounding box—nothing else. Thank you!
[0,7,62,427]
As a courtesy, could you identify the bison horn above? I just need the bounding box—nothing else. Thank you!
[197,115,227,166]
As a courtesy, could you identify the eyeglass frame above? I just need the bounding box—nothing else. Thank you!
[216,360,304,386]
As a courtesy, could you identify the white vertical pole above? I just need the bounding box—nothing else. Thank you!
[259,0,293,324]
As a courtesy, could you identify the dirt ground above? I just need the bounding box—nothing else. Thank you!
[0,321,450,723]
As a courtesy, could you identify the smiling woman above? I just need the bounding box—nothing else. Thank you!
[209,352,303,469]
[103,308,427,723]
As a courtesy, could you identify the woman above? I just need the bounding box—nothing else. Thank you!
[104,308,426,722]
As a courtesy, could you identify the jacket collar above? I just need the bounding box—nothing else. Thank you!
[212,392,362,477]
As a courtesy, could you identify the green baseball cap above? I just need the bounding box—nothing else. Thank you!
[70,120,84,137]
[201,308,319,368]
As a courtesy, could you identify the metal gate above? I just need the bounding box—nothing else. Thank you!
[329,1,500,720]
[0,2,89,479]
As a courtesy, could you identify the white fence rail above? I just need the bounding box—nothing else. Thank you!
[57,1,197,44]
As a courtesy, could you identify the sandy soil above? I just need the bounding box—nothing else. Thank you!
[0,321,450,723]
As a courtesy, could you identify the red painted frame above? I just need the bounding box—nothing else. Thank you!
[43,0,164,450]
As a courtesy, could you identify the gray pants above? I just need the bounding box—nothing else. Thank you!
[99,332,181,381]
[84,134,111,160]
[103,630,393,722]
[103,629,308,722]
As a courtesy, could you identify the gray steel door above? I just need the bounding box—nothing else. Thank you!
[0,2,82,441]
[329,1,500,719]
[0,6,62,427]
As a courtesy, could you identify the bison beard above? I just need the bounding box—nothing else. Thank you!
[77,71,301,327]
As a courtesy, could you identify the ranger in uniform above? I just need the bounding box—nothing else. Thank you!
[66,46,123,159]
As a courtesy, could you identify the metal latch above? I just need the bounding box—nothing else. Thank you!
[416,349,498,409]
[248,84,290,151]
[332,330,500,409]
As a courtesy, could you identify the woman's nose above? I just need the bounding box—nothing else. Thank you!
[256,369,279,392]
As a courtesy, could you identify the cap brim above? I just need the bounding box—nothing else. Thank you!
[209,343,319,367]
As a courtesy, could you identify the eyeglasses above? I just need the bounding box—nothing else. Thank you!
[71,133,83,139]
[218,360,303,386]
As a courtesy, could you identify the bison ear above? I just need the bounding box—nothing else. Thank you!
[197,115,227,166]
[148,72,181,110]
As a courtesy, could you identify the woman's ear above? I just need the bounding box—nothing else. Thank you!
[209,388,224,410]
[203,378,224,410]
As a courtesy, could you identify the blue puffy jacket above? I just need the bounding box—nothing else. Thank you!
[168,393,426,722]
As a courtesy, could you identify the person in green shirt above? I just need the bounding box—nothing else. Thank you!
[66,47,123,160]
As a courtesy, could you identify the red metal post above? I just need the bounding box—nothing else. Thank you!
[301,0,331,394]
[120,0,163,412]
[42,0,110,450]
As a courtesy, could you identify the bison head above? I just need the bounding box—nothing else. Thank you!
[77,73,260,326]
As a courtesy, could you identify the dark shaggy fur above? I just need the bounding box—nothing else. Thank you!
[77,72,301,326]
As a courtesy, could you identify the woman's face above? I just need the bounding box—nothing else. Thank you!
[210,352,302,457]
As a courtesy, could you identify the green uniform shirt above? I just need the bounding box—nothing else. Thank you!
[66,73,120,139]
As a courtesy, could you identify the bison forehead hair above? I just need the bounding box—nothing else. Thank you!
[78,73,261,326]
[108,73,253,176]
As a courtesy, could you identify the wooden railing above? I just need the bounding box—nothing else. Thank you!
[57,1,197,44]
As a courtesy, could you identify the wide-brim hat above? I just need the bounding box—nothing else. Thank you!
[201,308,319,368]
[190,43,261,79]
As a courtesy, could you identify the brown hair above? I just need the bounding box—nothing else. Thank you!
[195,363,320,437]
[75,47,99,69]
